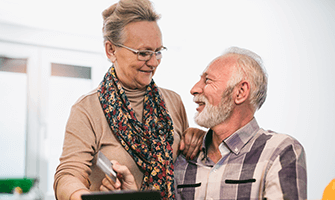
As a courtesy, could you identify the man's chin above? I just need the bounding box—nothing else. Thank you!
[194,115,211,129]
[195,121,210,129]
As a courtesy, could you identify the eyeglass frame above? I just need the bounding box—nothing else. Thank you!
[115,43,167,61]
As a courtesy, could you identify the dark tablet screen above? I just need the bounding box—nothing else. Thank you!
[81,190,161,200]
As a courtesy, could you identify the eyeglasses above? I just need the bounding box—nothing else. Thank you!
[116,44,167,61]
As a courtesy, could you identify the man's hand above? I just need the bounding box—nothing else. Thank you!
[100,160,138,191]
[179,127,206,160]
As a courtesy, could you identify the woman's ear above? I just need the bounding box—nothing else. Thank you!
[105,41,117,63]
[235,80,250,105]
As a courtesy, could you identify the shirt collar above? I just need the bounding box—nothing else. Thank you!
[201,118,260,157]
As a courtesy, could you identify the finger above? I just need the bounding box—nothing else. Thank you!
[182,128,206,159]
[185,134,199,159]
[179,137,185,151]
[191,129,206,159]
[113,162,133,183]
[100,183,121,192]
[190,138,203,159]
[182,129,193,157]
[109,175,122,190]
[100,185,106,191]
[101,175,117,191]
[112,161,138,190]
[100,183,112,192]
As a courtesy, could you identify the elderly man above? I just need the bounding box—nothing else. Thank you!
[174,47,307,200]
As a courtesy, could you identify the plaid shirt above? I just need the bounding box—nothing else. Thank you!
[175,118,307,200]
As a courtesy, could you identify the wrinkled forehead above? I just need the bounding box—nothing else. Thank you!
[123,21,162,47]
[203,55,238,76]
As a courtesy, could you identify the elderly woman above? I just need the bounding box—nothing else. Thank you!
[53,0,203,200]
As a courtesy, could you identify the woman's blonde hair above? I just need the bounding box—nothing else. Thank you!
[102,0,160,44]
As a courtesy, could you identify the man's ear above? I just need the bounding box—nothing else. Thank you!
[235,80,250,105]
[105,41,117,63]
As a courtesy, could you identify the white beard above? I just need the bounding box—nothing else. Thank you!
[194,90,234,129]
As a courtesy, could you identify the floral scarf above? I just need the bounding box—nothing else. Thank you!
[98,66,175,199]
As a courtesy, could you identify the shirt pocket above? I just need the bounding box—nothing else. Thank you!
[224,179,258,199]
[225,178,256,184]
[177,183,201,200]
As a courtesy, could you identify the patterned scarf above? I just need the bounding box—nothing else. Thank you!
[98,66,175,199]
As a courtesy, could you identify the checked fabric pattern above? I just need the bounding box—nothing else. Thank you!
[98,66,175,199]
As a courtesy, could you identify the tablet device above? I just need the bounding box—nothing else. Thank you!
[81,190,161,200]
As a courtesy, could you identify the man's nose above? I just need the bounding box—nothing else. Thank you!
[190,80,204,96]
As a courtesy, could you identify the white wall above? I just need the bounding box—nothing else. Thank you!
[157,1,335,199]
[0,0,334,199]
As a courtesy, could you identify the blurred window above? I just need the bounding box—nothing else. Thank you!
[0,56,28,178]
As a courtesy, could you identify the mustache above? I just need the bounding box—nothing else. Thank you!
[193,95,207,103]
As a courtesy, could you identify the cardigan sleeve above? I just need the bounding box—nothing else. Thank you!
[53,95,98,200]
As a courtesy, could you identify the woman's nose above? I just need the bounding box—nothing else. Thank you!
[146,53,160,67]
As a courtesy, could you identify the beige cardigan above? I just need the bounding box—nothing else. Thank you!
[54,87,188,200]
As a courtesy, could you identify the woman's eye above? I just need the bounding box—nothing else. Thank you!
[139,51,150,57]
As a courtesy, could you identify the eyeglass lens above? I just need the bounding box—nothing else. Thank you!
[138,51,163,61]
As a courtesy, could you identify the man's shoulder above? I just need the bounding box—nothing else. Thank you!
[260,129,302,144]
[255,129,305,154]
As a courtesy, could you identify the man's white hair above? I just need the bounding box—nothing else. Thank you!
[223,46,268,110]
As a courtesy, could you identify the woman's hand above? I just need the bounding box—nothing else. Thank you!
[99,160,138,191]
[179,127,206,160]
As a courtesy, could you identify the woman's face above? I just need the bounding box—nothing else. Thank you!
[108,21,163,89]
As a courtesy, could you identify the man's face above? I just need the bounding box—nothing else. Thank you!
[191,55,237,128]
[193,88,234,128]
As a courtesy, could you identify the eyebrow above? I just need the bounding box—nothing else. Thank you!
[141,46,164,51]
[201,72,217,81]
[200,72,207,77]
[155,46,165,51]
[201,72,211,78]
